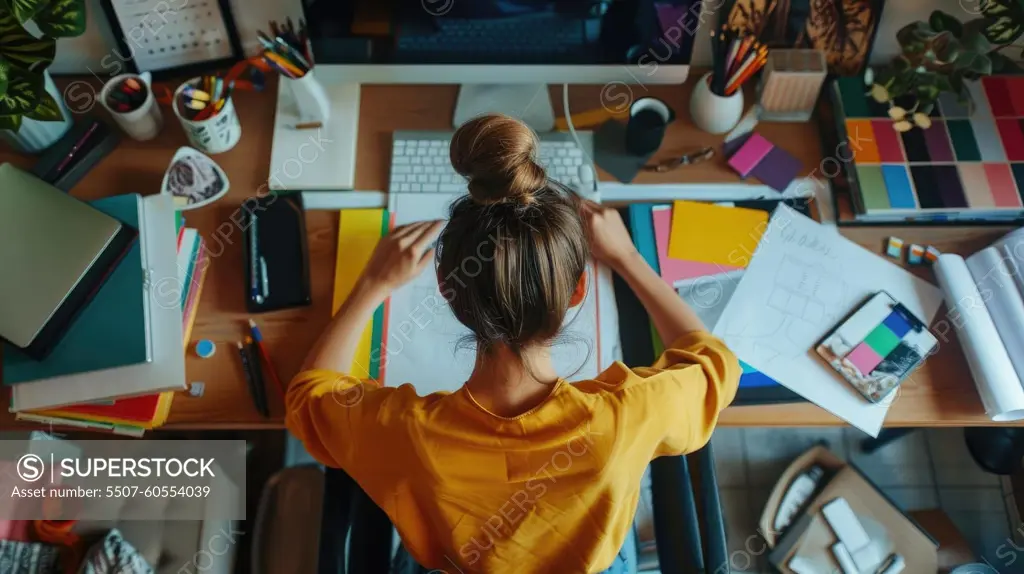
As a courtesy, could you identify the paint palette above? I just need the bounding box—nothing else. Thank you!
[815,291,937,403]
[833,76,1024,223]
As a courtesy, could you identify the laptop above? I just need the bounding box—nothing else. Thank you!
[0,164,136,359]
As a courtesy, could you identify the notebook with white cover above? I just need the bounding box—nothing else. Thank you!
[12,195,186,411]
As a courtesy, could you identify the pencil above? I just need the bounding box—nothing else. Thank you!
[237,341,269,418]
[248,318,285,398]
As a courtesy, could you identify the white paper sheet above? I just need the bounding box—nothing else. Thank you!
[713,205,944,436]
[676,269,744,331]
[936,253,1024,422]
[382,193,619,394]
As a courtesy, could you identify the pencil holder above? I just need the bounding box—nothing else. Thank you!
[172,77,242,155]
[758,50,827,122]
[689,73,745,135]
[282,71,330,126]
[99,72,163,141]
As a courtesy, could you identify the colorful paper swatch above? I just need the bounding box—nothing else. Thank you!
[726,133,803,192]
[666,200,768,268]
[652,206,740,284]
[334,209,388,379]
[816,292,938,403]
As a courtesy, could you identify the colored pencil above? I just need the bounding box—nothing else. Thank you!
[248,319,285,398]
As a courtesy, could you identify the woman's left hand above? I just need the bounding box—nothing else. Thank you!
[357,220,443,298]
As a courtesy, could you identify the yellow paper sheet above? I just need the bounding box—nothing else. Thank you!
[333,209,385,379]
[666,200,768,268]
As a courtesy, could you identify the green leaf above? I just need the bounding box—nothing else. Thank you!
[971,53,993,75]
[961,19,995,53]
[32,0,85,38]
[0,66,40,115]
[0,60,7,98]
[0,113,21,132]
[982,0,1024,44]
[3,0,52,26]
[929,10,964,38]
[24,87,60,120]
[0,8,55,71]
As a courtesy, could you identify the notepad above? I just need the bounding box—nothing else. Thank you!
[666,200,768,267]
[653,206,740,285]
[333,209,388,380]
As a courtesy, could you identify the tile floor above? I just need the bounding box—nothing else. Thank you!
[710,427,1021,573]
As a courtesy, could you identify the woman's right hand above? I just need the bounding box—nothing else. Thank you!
[357,220,443,298]
[580,200,638,270]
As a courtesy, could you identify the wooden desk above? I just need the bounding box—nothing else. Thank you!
[0,75,1014,429]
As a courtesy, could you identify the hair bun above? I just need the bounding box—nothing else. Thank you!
[450,114,548,205]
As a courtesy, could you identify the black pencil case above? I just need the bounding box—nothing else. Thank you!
[31,119,120,192]
[242,192,312,313]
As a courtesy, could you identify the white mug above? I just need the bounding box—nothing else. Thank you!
[99,72,163,141]
[172,77,242,155]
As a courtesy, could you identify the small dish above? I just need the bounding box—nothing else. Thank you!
[160,146,230,210]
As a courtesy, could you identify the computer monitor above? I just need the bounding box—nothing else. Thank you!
[301,0,703,129]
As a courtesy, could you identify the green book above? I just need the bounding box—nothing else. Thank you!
[3,194,150,384]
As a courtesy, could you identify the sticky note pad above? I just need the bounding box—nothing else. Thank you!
[666,201,769,267]
[653,206,741,284]
[334,209,388,378]
[750,145,803,192]
[727,133,774,177]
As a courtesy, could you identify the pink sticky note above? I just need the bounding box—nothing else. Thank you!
[846,342,884,375]
[653,207,740,284]
[728,133,774,177]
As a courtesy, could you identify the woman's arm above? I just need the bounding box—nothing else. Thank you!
[299,220,443,374]
[580,202,705,343]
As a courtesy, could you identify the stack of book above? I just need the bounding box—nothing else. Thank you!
[1,183,207,436]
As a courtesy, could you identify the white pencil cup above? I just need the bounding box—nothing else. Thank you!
[172,77,242,155]
[689,73,745,135]
[99,72,163,141]
[282,71,330,125]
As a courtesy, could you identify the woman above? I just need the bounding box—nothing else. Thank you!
[286,114,740,573]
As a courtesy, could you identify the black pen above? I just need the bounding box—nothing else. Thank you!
[246,336,269,417]
[237,341,268,417]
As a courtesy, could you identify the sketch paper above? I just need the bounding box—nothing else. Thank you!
[383,193,619,395]
[713,205,944,436]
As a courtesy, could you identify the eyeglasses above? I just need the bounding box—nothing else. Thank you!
[643,146,716,173]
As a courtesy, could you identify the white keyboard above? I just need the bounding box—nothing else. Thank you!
[389,130,595,193]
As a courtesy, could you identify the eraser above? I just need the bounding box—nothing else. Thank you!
[925,246,941,263]
[907,244,925,265]
[885,237,904,259]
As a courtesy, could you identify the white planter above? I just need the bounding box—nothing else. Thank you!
[0,72,73,153]
[689,73,745,135]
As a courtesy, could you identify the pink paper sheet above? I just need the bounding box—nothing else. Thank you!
[653,207,740,284]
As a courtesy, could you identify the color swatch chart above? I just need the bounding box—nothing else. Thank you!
[835,76,1024,217]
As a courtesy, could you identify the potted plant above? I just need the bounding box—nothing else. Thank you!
[869,5,1024,131]
[0,0,87,152]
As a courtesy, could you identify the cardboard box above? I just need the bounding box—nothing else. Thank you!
[759,446,938,573]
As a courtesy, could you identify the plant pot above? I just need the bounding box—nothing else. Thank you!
[0,72,73,153]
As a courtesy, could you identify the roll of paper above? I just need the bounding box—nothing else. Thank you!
[934,254,1024,422]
